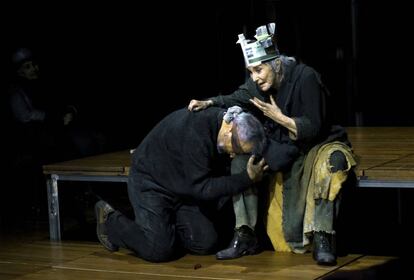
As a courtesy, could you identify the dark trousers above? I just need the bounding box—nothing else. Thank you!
[106,172,218,262]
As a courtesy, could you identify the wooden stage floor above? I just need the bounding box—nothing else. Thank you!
[0,229,405,280]
[3,126,413,279]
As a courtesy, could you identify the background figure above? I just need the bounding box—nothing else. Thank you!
[4,48,106,226]
[95,106,268,262]
[188,23,357,266]
[8,48,105,165]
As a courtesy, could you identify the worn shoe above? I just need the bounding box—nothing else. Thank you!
[216,225,260,260]
[313,231,337,266]
[95,200,119,252]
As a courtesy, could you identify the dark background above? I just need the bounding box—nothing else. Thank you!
[1,0,413,151]
[1,0,413,256]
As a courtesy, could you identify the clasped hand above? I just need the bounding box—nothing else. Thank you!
[247,155,268,182]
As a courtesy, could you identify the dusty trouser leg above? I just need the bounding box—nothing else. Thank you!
[313,150,348,266]
[216,155,259,260]
[231,155,258,229]
[314,151,348,231]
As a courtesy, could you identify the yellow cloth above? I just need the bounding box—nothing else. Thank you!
[265,172,291,252]
[312,142,357,201]
[265,141,357,252]
[303,142,357,236]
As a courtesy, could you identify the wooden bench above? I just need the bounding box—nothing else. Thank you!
[43,127,414,241]
[43,150,131,241]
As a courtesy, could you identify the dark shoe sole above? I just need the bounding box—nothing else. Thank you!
[313,252,337,266]
[216,244,261,260]
[316,260,337,266]
[95,201,119,252]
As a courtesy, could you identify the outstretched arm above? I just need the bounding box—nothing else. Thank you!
[188,79,260,112]
[188,99,214,111]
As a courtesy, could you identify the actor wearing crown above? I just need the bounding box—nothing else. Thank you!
[188,22,357,266]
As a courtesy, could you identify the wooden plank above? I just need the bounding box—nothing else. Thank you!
[43,150,131,175]
[40,127,414,183]
[322,255,401,279]
[363,168,414,180]
[42,170,129,176]
[346,127,414,180]
[0,239,363,280]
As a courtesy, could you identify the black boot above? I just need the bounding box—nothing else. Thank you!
[313,231,336,266]
[95,200,119,252]
[216,225,260,260]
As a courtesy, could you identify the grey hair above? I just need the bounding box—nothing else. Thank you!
[223,106,243,124]
[222,106,267,155]
[266,55,296,73]
[231,112,267,156]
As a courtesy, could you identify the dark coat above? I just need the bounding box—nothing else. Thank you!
[210,61,348,171]
[131,107,253,202]
[209,60,350,245]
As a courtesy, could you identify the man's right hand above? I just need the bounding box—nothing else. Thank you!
[188,99,213,111]
[246,155,268,182]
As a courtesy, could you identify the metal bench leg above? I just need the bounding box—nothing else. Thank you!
[47,174,61,241]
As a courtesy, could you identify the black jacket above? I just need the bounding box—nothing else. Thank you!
[131,107,253,201]
[210,61,348,171]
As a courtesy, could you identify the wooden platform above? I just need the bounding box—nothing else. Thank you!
[42,127,414,181]
[2,127,412,279]
[347,127,414,181]
[0,235,402,280]
[41,127,414,241]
